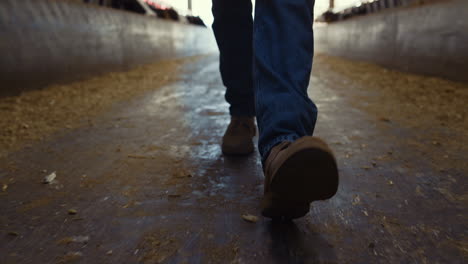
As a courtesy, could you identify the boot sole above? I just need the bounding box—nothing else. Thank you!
[262,140,339,220]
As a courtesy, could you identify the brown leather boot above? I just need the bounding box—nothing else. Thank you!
[221,116,256,155]
[262,136,339,220]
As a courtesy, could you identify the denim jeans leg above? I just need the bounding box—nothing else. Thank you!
[253,0,318,161]
[212,0,255,117]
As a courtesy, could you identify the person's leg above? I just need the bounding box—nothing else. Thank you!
[212,0,255,117]
[254,0,317,160]
[212,0,257,155]
[254,0,339,219]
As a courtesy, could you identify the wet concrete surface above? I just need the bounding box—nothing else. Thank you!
[0,55,467,263]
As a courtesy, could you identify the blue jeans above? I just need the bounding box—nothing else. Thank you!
[212,0,317,161]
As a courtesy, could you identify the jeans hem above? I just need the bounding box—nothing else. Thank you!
[229,108,256,117]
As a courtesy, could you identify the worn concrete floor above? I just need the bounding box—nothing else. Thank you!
[0,55,466,264]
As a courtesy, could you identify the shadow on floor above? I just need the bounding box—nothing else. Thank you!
[266,220,337,264]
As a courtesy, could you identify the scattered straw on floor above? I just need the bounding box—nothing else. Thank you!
[0,56,201,158]
[313,54,468,172]
[313,54,468,133]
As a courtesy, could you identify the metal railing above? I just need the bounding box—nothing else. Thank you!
[317,0,445,22]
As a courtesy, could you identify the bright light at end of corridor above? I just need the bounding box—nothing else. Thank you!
[168,0,353,26]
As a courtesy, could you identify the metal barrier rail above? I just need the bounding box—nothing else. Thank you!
[317,0,447,22]
[314,0,468,82]
[0,0,216,97]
